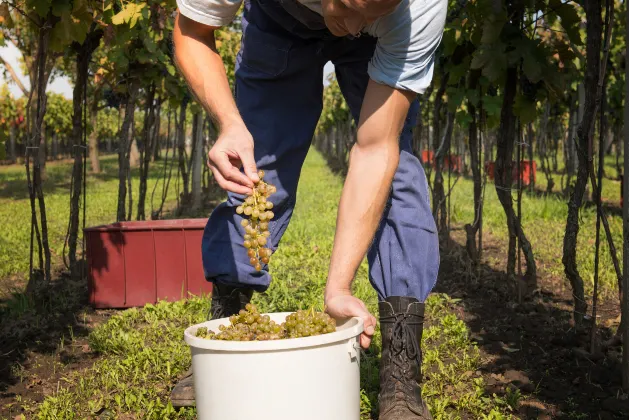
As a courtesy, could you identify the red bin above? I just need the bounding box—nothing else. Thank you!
[421,150,434,164]
[485,160,537,186]
[84,219,213,308]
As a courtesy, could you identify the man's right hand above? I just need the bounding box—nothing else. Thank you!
[207,123,260,195]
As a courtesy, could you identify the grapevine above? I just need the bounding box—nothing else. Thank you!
[236,170,277,271]
[194,303,337,341]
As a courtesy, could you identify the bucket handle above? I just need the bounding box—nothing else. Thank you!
[348,339,360,361]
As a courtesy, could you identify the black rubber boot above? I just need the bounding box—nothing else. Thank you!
[170,283,254,407]
[378,296,432,420]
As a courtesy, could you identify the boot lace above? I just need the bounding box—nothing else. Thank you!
[381,312,423,400]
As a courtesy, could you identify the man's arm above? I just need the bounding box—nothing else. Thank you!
[325,79,414,349]
[173,12,259,194]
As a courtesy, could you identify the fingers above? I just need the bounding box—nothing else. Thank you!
[359,309,377,349]
[327,295,377,350]
[240,149,260,184]
[360,332,372,349]
[208,161,252,195]
[209,149,254,189]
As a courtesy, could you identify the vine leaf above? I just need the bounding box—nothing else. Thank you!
[550,0,583,45]
[522,53,542,83]
[513,93,537,123]
[51,0,72,17]
[111,3,146,27]
[29,0,52,18]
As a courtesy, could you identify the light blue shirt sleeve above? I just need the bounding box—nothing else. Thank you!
[365,0,448,94]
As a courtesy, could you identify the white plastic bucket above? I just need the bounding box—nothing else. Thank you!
[183,312,364,420]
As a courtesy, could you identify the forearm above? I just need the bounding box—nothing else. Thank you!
[325,80,414,299]
[172,12,243,130]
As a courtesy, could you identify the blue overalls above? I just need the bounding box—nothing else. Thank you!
[201,0,440,302]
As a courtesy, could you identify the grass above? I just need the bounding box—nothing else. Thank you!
[21,150,517,419]
[443,153,623,300]
[0,154,182,284]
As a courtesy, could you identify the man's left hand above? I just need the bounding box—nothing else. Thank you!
[325,291,377,349]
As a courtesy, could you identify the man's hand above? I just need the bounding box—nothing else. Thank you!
[207,123,260,195]
[325,290,377,349]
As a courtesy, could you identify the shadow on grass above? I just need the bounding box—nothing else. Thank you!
[435,235,627,419]
[0,263,94,394]
[0,181,225,404]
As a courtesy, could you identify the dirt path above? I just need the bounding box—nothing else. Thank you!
[438,227,627,419]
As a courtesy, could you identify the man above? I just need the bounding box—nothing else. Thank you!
[171,0,446,417]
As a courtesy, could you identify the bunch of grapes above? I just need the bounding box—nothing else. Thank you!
[195,303,285,341]
[284,308,336,338]
[195,304,337,341]
[236,170,277,271]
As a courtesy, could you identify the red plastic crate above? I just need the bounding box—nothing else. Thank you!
[485,160,537,186]
[442,154,462,173]
[84,219,213,308]
[421,151,462,173]
[421,150,434,164]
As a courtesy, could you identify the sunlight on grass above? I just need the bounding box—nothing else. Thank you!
[446,155,622,299]
[0,155,180,280]
[31,149,515,419]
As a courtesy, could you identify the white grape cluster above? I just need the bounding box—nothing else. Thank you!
[236,170,276,271]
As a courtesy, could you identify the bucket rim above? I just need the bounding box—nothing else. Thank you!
[184,312,364,351]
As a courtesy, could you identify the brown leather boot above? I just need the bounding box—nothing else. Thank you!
[378,296,432,420]
[170,283,254,407]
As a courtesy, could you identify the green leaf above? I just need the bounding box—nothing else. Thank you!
[51,0,71,17]
[470,50,489,70]
[111,8,131,25]
[553,0,582,45]
[446,87,465,111]
[483,95,502,117]
[30,0,51,18]
[72,0,87,13]
[165,63,176,77]
[482,54,505,83]
[513,94,537,123]
[466,88,479,106]
[480,14,506,45]
[50,11,72,50]
[522,53,542,83]
[111,3,145,26]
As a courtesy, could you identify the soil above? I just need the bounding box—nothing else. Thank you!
[0,267,115,418]
[436,227,627,419]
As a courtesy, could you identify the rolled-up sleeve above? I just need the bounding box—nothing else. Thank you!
[366,0,448,94]
[176,0,243,27]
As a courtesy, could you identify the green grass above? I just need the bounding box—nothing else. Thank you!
[0,155,181,282]
[447,153,623,300]
[26,150,516,419]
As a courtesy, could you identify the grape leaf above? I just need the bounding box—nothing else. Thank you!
[552,0,583,45]
[481,14,506,45]
[466,88,479,107]
[111,3,145,26]
[483,95,502,117]
[482,53,506,83]
[51,0,71,17]
[513,94,537,123]
[522,53,542,83]
[29,0,52,18]
[72,0,87,13]
[470,50,489,70]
